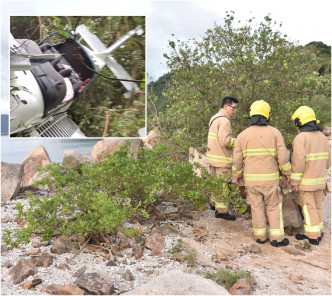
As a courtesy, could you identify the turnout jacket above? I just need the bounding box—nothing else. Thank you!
[232,125,291,187]
[207,109,236,169]
[290,131,331,191]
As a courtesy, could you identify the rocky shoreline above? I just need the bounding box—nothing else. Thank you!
[1,129,331,295]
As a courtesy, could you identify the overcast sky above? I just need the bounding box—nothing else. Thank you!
[1,0,331,113]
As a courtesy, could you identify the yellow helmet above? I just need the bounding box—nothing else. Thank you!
[291,106,317,127]
[249,100,271,120]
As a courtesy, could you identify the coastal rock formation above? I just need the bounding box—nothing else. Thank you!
[22,145,51,187]
[1,162,23,202]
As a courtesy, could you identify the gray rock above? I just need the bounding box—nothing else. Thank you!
[50,238,77,254]
[36,253,53,267]
[189,147,211,177]
[123,269,135,281]
[280,181,303,229]
[133,245,144,260]
[106,260,117,267]
[76,272,115,295]
[41,284,84,295]
[247,244,261,254]
[228,277,251,295]
[144,233,165,253]
[124,269,230,295]
[1,161,24,202]
[22,145,51,187]
[73,266,87,277]
[92,139,143,161]
[1,243,8,255]
[62,150,95,169]
[9,258,38,284]
[21,278,42,290]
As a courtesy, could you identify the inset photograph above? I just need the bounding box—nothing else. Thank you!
[10,16,145,137]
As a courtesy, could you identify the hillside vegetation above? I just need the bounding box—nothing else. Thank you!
[148,12,331,152]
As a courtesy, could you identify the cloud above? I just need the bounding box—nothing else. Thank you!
[147,0,332,80]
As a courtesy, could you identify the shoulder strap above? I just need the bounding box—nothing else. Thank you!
[209,116,225,127]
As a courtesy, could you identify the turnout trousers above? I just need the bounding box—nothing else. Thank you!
[246,185,285,242]
[210,166,232,214]
[295,190,324,239]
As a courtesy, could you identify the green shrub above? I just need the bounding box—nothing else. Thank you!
[205,268,250,290]
[3,142,246,247]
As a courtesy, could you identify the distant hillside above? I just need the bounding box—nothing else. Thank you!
[1,114,9,135]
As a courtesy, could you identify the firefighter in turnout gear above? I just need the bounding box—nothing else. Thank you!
[290,106,331,245]
[232,100,291,247]
[207,96,238,220]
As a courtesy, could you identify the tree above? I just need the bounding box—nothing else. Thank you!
[155,12,329,154]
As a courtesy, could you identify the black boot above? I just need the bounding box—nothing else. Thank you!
[295,234,320,245]
[270,238,289,247]
[256,239,267,244]
[215,211,236,221]
[209,203,215,211]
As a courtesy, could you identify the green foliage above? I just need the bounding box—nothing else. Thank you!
[10,16,145,137]
[3,142,245,247]
[123,227,142,238]
[170,239,197,267]
[150,12,330,151]
[305,41,331,75]
[205,268,250,290]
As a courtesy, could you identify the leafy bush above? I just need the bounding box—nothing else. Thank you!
[3,142,246,247]
[205,268,251,290]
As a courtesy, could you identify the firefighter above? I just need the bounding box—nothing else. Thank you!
[232,100,291,247]
[207,96,238,220]
[290,106,331,245]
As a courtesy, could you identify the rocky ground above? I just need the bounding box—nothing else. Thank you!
[1,179,331,295]
[1,133,331,295]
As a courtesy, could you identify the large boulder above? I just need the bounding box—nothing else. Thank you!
[189,147,211,177]
[22,145,51,187]
[92,139,143,161]
[62,150,95,169]
[124,269,230,295]
[41,284,84,295]
[76,272,115,295]
[9,258,38,284]
[1,161,24,202]
[280,178,303,229]
[143,129,161,149]
[322,126,331,137]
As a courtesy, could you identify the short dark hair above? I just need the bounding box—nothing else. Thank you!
[222,96,238,108]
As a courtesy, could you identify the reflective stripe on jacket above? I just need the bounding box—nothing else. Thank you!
[290,131,331,191]
[207,109,236,169]
[232,125,291,187]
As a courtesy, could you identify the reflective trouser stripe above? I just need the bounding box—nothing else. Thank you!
[253,228,267,236]
[319,222,324,231]
[270,203,284,236]
[303,204,321,233]
[303,205,311,226]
